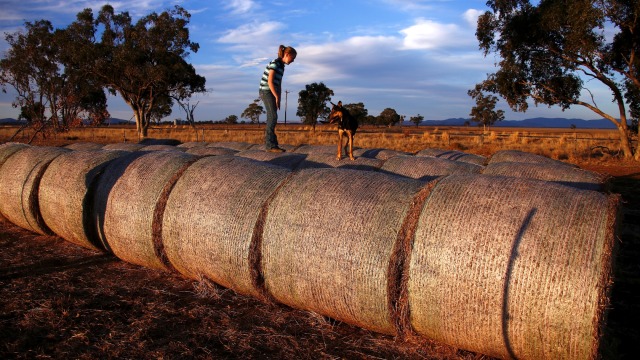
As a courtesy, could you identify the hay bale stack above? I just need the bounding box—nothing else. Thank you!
[139,144,185,152]
[416,148,487,166]
[235,150,307,170]
[208,141,254,151]
[97,151,199,269]
[408,174,618,359]
[64,142,104,151]
[102,143,145,151]
[0,146,70,234]
[292,144,338,155]
[381,155,483,181]
[262,168,427,334]
[297,152,384,172]
[186,146,238,156]
[250,144,298,152]
[354,148,410,160]
[0,142,29,170]
[489,149,578,167]
[38,149,127,250]
[177,141,209,149]
[138,138,181,146]
[162,156,291,299]
[483,162,608,190]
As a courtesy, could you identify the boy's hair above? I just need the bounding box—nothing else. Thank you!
[278,45,297,59]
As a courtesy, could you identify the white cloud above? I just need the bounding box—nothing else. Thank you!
[224,0,257,15]
[400,18,473,50]
[218,21,284,46]
[463,9,484,28]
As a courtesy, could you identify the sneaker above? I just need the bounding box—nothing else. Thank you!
[266,147,285,153]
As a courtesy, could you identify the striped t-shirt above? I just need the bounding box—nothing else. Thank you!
[259,58,285,92]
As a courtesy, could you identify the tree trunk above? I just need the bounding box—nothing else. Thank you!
[616,125,633,159]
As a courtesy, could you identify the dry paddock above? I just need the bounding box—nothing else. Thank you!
[1,139,639,359]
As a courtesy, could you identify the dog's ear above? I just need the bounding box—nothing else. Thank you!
[330,102,336,106]
[337,101,342,107]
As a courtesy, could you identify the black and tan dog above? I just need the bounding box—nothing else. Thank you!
[328,101,358,160]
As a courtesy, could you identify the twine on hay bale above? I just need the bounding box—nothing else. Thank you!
[98,151,199,270]
[186,146,238,156]
[235,149,307,170]
[408,174,619,359]
[415,148,487,166]
[0,142,29,170]
[380,155,483,181]
[353,148,410,160]
[208,141,254,151]
[482,161,608,191]
[102,143,145,151]
[0,146,70,234]
[296,152,384,172]
[488,149,579,167]
[162,156,292,299]
[261,168,428,334]
[38,149,127,250]
[64,142,104,151]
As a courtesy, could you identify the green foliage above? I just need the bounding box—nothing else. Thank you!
[224,115,239,124]
[468,84,505,130]
[241,99,264,124]
[378,108,401,127]
[410,114,424,127]
[476,0,640,159]
[343,102,368,125]
[296,82,334,128]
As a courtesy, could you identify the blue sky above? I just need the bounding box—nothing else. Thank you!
[0,0,619,122]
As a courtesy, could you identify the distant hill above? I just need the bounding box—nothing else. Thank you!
[0,118,25,125]
[406,117,619,129]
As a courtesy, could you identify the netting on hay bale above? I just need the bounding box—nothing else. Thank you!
[38,149,128,250]
[488,149,579,167]
[0,146,70,234]
[408,174,619,360]
[482,161,608,191]
[177,141,209,149]
[95,151,199,270]
[353,148,411,160]
[162,156,292,299]
[102,143,145,151]
[234,150,307,170]
[380,155,484,182]
[0,142,30,170]
[64,142,105,151]
[292,144,339,155]
[415,148,487,166]
[296,152,384,172]
[186,146,238,156]
[208,141,255,151]
[250,143,298,152]
[261,168,429,335]
[139,144,186,152]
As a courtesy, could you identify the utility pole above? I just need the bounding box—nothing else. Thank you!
[284,90,289,125]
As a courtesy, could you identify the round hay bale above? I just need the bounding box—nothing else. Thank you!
[162,156,291,299]
[38,149,127,250]
[64,142,104,151]
[0,146,70,234]
[177,141,209,149]
[0,142,30,170]
[408,174,619,359]
[262,168,427,334]
[98,151,199,270]
[292,144,338,155]
[488,149,579,167]
[416,148,487,166]
[139,144,185,152]
[482,161,608,191]
[186,146,238,156]
[297,152,384,172]
[138,138,181,146]
[102,143,145,151]
[381,155,483,181]
[208,141,254,151]
[235,149,307,170]
[250,143,297,152]
[354,148,410,160]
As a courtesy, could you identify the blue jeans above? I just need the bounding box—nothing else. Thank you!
[260,90,279,149]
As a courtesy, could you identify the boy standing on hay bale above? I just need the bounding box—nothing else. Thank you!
[259,45,297,153]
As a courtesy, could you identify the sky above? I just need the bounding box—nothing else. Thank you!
[0,0,621,123]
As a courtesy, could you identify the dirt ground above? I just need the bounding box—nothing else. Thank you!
[1,158,639,359]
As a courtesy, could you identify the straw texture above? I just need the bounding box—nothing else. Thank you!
[102,143,145,151]
[488,149,579,167]
[381,155,483,181]
[177,141,209,149]
[99,151,199,269]
[208,141,254,151]
[415,148,487,166]
[162,156,291,298]
[482,161,608,190]
[0,142,29,170]
[139,144,185,152]
[353,148,410,160]
[186,146,238,156]
[64,142,104,150]
[262,168,425,334]
[0,146,70,234]
[292,144,339,154]
[38,150,127,249]
[235,150,307,170]
[408,174,618,359]
[297,152,384,171]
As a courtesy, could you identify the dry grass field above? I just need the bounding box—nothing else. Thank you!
[1,124,639,359]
